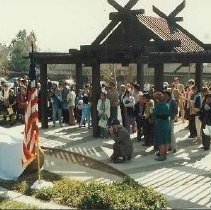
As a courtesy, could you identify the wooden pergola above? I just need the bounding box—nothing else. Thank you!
[31,0,211,137]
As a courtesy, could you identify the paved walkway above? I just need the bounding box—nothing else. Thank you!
[1,121,211,209]
[40,121,211,209]
[44,154,122,182]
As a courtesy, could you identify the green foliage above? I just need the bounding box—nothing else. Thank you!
[0,43,9,75]
[35,177,167,209]
[0,171,167,209]
[7,30,37,73]
[0,197,37,209]
[34,188,54,201]
[35,177,87,207]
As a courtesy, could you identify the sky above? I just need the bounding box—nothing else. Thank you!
[0,0,210,52]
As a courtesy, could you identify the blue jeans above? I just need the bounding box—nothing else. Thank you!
[52,106,62,125]
[80,114,91,127]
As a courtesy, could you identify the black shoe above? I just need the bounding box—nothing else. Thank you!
[155,152,160,156]
[172,149,177,153]
[155,156,166,161]
[113,157,125,164]
[204,147,210,151]
[125,155,132,160]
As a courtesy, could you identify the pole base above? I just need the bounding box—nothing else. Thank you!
[31,180,53,190]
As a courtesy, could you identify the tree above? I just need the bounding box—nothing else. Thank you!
[0,43,9,76]
[8,30,37,73]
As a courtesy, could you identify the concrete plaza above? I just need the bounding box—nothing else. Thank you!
[40,120,211,209]
[1,120,211,209]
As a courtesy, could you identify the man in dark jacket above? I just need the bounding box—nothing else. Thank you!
[109,119,133,163]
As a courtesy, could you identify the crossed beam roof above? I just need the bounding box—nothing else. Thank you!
[30,0,208,64]
[97,0,205,53]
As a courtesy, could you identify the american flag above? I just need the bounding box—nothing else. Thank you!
[22,85,39,167]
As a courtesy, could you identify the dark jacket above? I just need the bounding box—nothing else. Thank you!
[199,102,211,126]
[111,127,133,157]
[134,102,144,119]
[168,98,178,121]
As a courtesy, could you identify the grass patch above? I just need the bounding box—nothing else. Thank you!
[0,197,37,209]
[0,171,167,209]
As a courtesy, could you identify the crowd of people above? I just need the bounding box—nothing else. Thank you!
[0,76,211,163]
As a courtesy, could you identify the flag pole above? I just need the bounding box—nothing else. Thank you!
[37,138,41,182]
[30,41,41,182]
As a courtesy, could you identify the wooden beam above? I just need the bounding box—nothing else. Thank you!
[75,63,83,93]
[81,43,144,53]
[137,61,145,91]
[109,9,145,20]
[83,39,180,53]
[124,0,139,10]
[195,63,203,91]
[107,0,125,12]
[205,44,211,50]
[174,23,205,48]
[169,17,183,22]
[92,0,141,46]
[40,64,48,129]
[91,20,120,46]
[173,64,183,73]
[91,62,101,137]
[152,5,168,19]
[145,52,211,64]
[153,1,185,27]
[154,63,164,92]
[169,0,186,18]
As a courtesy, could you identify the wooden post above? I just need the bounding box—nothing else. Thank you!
[40,64,48,128]
[76,63,83,93]
[154,63,164,92]
[137,62,145,91]
[91,62,101,137]
[195,63,203,91]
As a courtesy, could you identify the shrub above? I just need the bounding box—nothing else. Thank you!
[35,177,166,209]
[0,172,167,209]
[35,188,54,201]
[10,181,32,195]
[79,177,167,210]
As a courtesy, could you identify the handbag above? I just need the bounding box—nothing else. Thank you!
[99,115,107,128]
[203,125,211,136]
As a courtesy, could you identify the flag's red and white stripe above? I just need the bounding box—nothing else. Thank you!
[22,87,39,167]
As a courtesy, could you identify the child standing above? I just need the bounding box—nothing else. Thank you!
[79,95,91,128]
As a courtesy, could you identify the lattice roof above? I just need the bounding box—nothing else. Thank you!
[136,14,204,53]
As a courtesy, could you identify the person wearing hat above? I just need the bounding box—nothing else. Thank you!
[108,119,133,163]
[0,82,10,121]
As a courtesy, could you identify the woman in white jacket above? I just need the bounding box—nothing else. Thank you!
[97,92,110,138]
